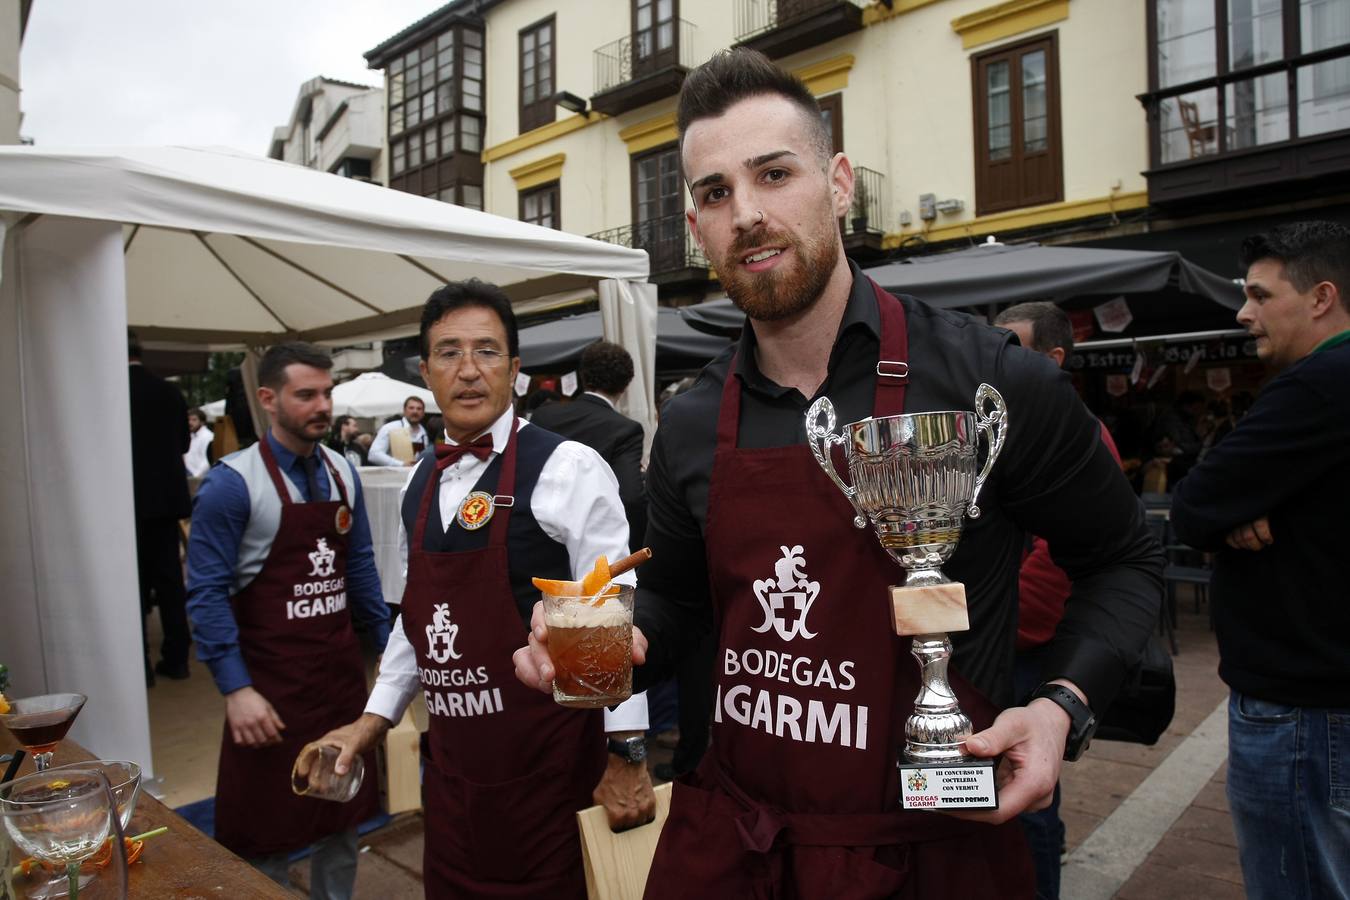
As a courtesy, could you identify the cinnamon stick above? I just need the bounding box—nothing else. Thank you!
[607,547,652,580]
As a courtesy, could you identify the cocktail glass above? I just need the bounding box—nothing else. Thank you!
[41,763,141,831]
[0,695,87,773]
[1,767,128,899]
[542,586,635,708]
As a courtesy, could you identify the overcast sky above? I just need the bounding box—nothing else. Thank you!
[20,0,445,154]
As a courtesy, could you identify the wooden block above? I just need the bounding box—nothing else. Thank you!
[376,707,423,815]
[578,782,673,900]
[889,583,970,635]
[389,428,414,463]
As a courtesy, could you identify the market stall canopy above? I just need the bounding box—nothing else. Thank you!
[515,307,732,374]
[333,371,439,418]
[680,243,1244,339]
[0,146,649,348]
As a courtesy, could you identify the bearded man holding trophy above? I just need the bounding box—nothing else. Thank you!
[515,49,1164,899]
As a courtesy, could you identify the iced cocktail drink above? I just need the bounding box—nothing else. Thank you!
[543,587,634,708]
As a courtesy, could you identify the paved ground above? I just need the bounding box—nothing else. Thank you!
[148,588,1242,898]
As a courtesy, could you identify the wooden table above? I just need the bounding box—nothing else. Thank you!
[2,732,293,898]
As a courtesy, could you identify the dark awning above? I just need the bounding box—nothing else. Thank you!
[680,242,1244,340]
[515,307,732,374]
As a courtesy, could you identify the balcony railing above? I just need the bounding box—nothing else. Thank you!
[734,0,868,46]
[845,166,885,235]
[594,20,698,95]
[589,213,708,278]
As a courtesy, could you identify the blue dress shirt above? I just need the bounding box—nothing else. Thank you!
[186,431,390,695]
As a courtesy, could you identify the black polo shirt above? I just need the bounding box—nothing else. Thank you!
[635,262,1163,711]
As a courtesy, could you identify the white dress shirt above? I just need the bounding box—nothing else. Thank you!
[369,418,430,467]
[184,425,214,477]
[366,406,648,732]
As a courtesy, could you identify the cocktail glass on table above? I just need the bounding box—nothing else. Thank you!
[1,767,128,899]
[0,695,87,773]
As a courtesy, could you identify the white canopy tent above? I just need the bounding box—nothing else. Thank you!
[333,372,440,418]
[0,146,654,773]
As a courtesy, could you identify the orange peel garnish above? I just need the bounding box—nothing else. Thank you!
[0,692,10,715]
[580,555,611,596]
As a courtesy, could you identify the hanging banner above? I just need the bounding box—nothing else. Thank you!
[1207,367,1232,392]
[514,371,531,397]
[1093,296,1134,333]
[1147,363,1169,390]
[561,371,579,396]
[1130,352,1145,384]
[1106,374,1129,397]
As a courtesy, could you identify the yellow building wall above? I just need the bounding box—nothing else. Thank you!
[480,0,1149,246]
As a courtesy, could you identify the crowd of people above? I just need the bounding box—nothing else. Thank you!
[118,48,1348,900]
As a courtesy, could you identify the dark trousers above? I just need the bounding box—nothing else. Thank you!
[135,517,190,670]
[1014,645,1064,900]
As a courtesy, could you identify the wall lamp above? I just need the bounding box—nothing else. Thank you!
[554,91,589,115]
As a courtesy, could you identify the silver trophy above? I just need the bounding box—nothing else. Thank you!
[806,384,1008,811]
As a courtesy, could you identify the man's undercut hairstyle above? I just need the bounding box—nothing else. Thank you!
[676,48,831,165]
[1240,220,1350,310]
[995,301,1074,355]
[579,341,635,396]
[404,396,425,409]
[257,342,333,389]
[419,278,519,359]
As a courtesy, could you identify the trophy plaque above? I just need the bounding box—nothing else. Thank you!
[806,384,1008,811]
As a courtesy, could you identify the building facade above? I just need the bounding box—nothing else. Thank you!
[269,76,387,185]
[362,0,1350,302]
[1,0,33,144]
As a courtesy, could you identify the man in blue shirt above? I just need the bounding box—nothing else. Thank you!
[187,342,389,900]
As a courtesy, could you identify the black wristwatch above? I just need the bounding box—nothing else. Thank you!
[1030,683,1097,762]
[607,735,647,764]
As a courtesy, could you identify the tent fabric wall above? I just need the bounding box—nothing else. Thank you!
[599,280,658,457]
[0,216,154,771]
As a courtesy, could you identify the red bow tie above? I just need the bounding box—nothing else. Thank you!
[435,434,495,470]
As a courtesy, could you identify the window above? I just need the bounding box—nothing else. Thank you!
[436,183,484,210]
[817,93,843,153]
[632,144,685,272]
[1146,0,1350,165]
[520,17,556,133]
[383,24,486,199]
[633,0,678,78]
[973,34,1062,215]
[520,181,560,229]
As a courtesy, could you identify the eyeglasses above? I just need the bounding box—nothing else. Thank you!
[430,347,509,369]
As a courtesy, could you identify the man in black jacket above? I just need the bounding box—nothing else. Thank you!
[531,340,647,545]
[1171,220,1350,900]
[128,332,193,684]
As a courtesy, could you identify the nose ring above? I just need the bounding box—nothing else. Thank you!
[754,210,765,225]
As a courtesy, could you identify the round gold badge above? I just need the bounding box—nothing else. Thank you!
[456,491,495,531]
[335,505,353,535]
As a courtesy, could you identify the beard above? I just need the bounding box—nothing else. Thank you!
[717,219,839,322]
[275,406,330,444]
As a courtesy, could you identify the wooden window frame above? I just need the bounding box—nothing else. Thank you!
[972,32,1063,216]
[519,15,557,134]
[817,92,844,153]
[519,180,561,230]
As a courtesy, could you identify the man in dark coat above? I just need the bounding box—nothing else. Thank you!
[531,340,647,545]
[128,331,193,684]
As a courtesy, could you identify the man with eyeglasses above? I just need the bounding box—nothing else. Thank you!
[317,280,654,899]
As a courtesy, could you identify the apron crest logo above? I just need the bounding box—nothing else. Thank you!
[751,545,820,641]
[425,603,463,664]
[307,538,336,577]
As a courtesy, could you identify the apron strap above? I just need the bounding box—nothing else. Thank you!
[870,279,909,418]
[257,435,296,508]
[410,419,519,552]
[714,281,912,449]
[319,449,352,508]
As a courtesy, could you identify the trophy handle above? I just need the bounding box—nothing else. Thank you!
[969,383,1008,520]
[804,397,868,529]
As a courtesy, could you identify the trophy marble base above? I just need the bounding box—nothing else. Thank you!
[898,757,999,810]
[889,582,970,636]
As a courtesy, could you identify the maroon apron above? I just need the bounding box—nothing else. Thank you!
[645,285,1033,899]
[215,440,377,858]
[399,421,605,899]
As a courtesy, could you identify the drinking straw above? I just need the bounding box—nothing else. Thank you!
[1,749,24,783]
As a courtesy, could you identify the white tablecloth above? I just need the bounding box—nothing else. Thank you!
[359,466,412,607]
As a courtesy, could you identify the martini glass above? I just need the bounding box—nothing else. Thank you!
[0,695,87,773]
[1,767,127,899]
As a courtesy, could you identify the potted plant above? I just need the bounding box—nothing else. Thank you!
[850,180,872,234]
